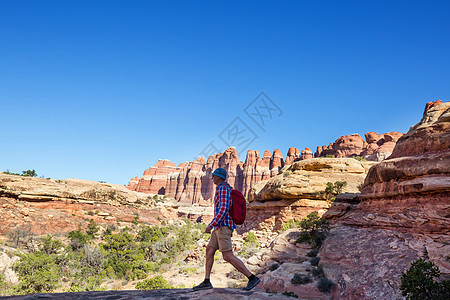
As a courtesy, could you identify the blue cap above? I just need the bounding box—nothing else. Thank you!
[212,168,227,180]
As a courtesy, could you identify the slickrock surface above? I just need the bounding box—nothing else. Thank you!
[2,288,298,300]
[315,131,403,161]
[320,100,450,299]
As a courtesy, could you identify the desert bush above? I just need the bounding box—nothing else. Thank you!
[39,235,64,255]
[7,227,37,251]
[3,169,38,177]
[281,219,301,231]
[317,277,335,293]
[311,265,325,277]
[12,251,60,294]
[324,181,347,204]
[21,170,38,177]
[352,156,367,161]
[178,266,197,275]
[243,231,259,248]
[291,273,312,285]
[66,275,105,292]
[400,258,450,300]
[269,263,280,271]
[296,212,330,248]
[135,275,173,290]
[0,274,9,294]
[282,291,298,298]
[81,245,105,275]
[68,228,89,251]
[310,257,320,266]
[307,249,319,257]
[86,219,99,238]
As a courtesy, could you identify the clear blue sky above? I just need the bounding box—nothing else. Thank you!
[1,0,449,184]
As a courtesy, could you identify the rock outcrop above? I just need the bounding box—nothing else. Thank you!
[315,131,403,161]
[240,158,375,233]
[320,100,450,299]
[1,288,299,299]
[0,173,179,236]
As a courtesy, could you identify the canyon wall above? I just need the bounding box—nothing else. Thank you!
[128,132,400,204]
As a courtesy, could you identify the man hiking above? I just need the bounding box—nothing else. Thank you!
[193,167,261,291]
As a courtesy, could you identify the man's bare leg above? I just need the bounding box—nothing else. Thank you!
[205,245,217,279]
[221,250,252,277]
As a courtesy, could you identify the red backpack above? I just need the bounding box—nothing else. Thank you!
[230,189,246,225]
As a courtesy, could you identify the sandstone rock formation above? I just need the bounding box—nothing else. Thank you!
[241,158,375,233]
[0,173,179,236]
[320,100,450,299]
[315,131,403,161]
[128,147,290,203]
[248,158,375,202]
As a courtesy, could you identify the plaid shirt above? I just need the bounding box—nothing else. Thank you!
[209,181,236,230]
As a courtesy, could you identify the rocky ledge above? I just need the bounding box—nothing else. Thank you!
[3,288,300,300]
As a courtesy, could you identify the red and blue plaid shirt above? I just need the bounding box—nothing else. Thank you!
[209,181,236,230]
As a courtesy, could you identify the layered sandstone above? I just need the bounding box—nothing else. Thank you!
[240,158,375,233]
[248,158,375,202]
[315,131,403,161]
[320,100,450,299]
[0,173,180,236]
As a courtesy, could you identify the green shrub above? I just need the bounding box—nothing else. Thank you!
[21,170,38,177]
[311,265,325,277]
[310,257,320,266]
[281,219,301,231]
[324,181,347,204]
[135,275,173,290]
[296,212,330,248]
[307,249,319,257]
[39,235,64,255]
[269,263,280,271]
[323,155,335,158]
[243,231,259,248]
[86,219,99,238]
[0,274,9,294]
[317,277,334,293]
[68,228,89,251]
[400,258,450,300]
[352,156,367,161]
[12,251,60,294]
[238,231,259,259]
[282,291,298,298]
[3,169,38,177]
[291,273,312,285]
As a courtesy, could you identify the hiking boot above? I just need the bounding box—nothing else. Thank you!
[242,276,261,291]
[193,281,213,291]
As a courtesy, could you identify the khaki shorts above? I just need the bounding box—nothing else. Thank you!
[207,226,233,252]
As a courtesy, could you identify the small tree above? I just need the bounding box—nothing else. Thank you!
[21,170,38,177]
[324,181,347,204]
[296,212,329,248]
[400,258,450,300]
